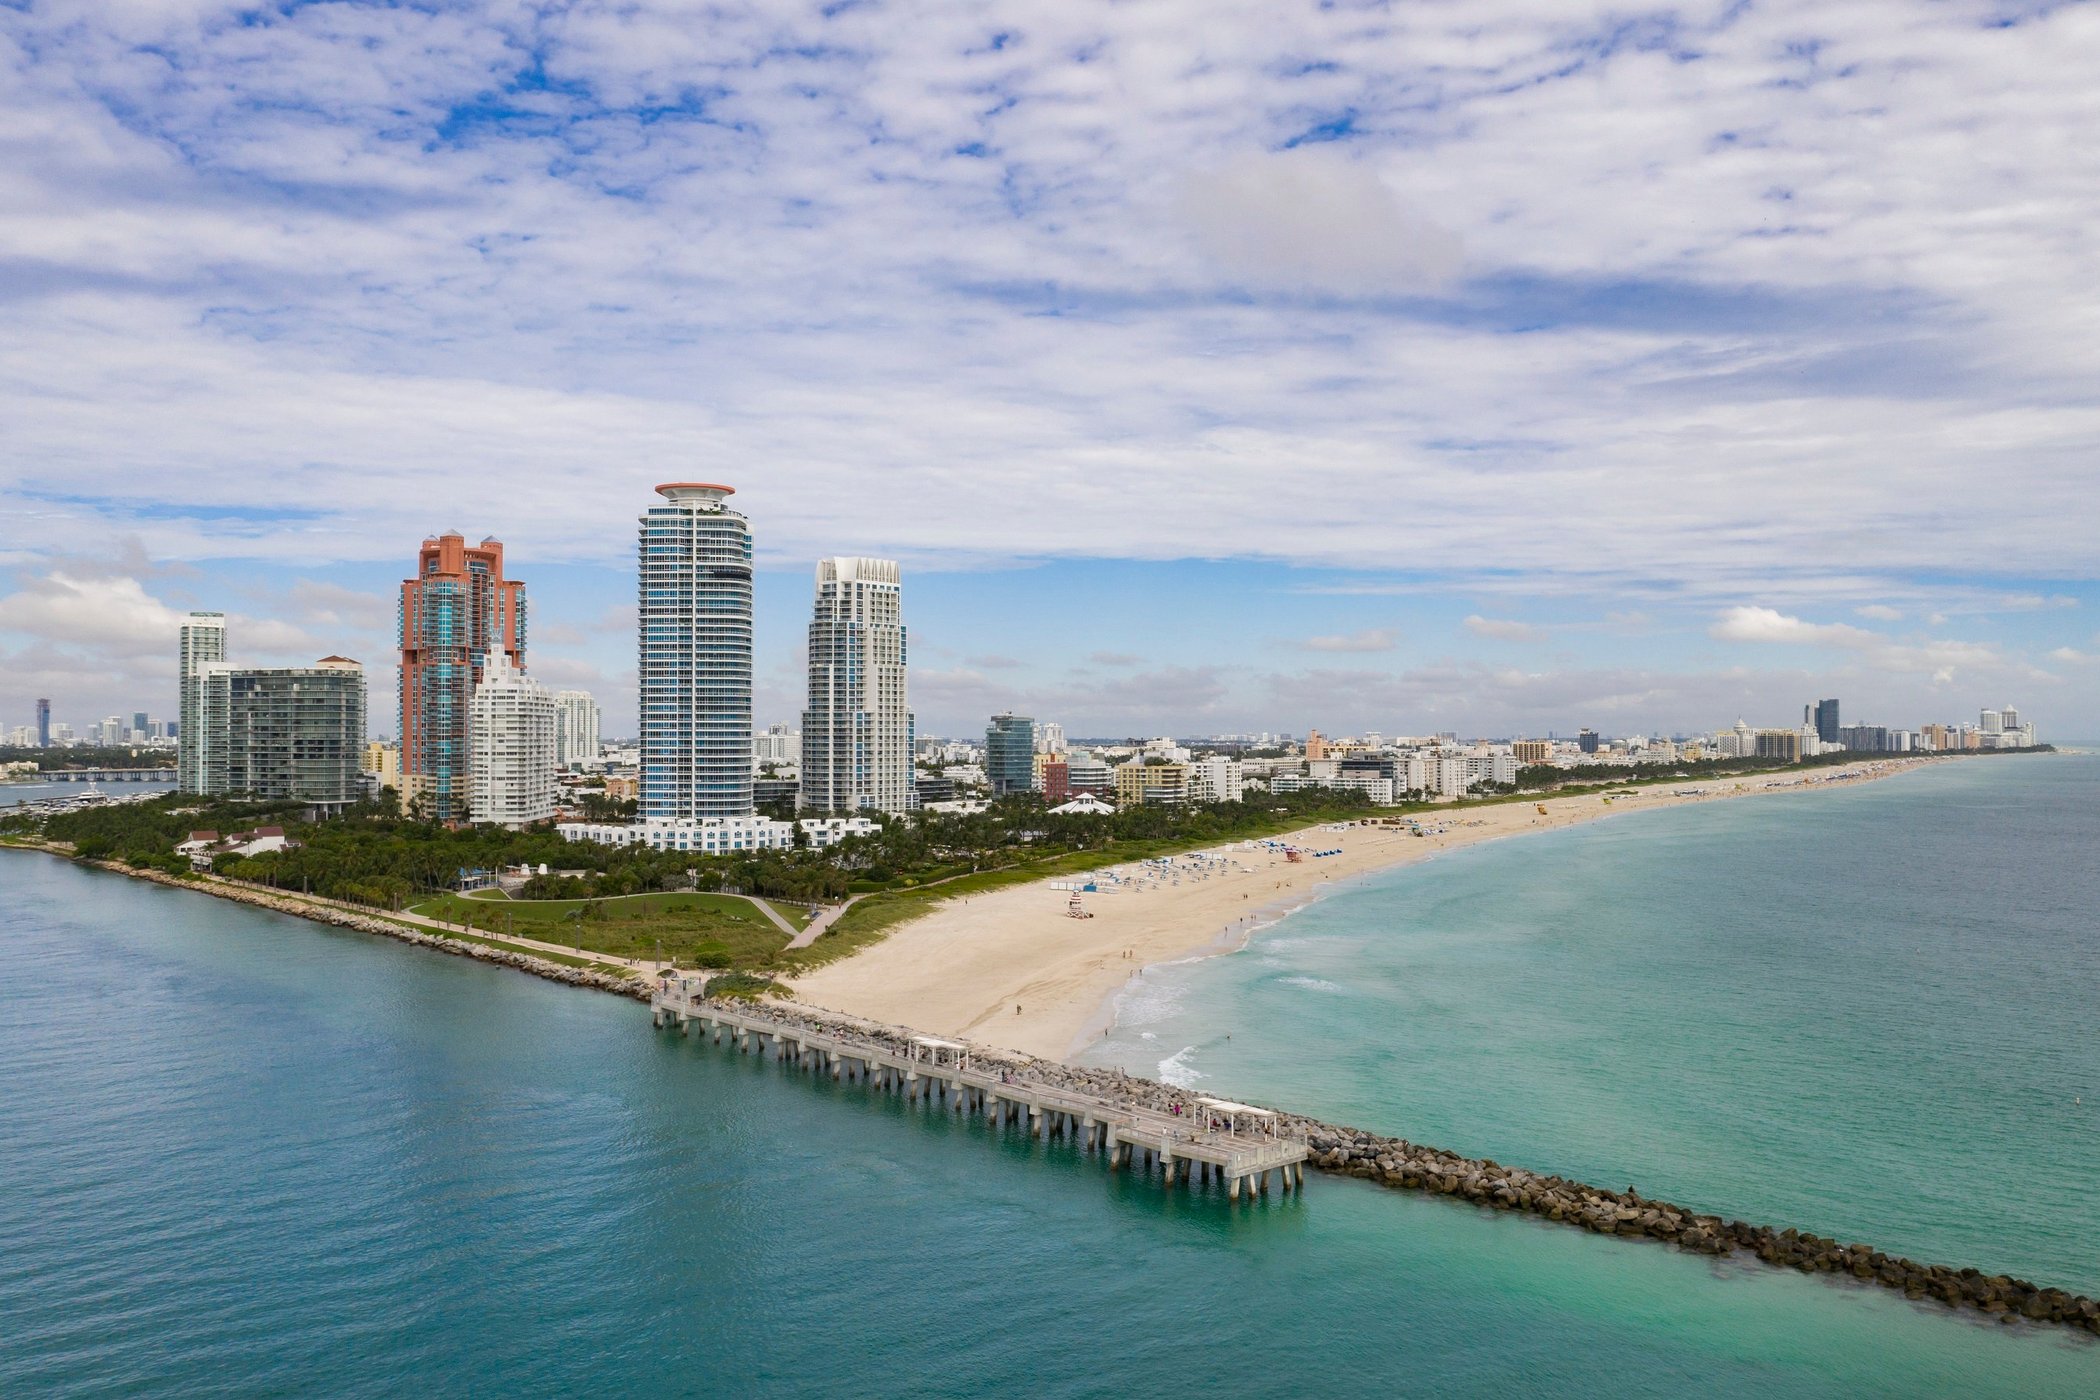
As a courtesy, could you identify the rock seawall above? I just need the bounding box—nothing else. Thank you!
[76,856,649,1002]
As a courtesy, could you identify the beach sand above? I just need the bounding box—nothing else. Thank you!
[786,760,1924,1061]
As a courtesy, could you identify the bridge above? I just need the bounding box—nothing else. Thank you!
[39,769,179,783]
[651,978,1308,1200]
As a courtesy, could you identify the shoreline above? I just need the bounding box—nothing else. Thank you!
[14,824,2098,1337]
[790,757,1937,1060]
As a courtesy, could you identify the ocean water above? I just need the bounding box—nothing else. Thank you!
[1088,753,2100,1301]
[2,766,2097,1397]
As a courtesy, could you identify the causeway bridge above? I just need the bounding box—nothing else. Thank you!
[651,978,1308,1200]
[38,769,178,783]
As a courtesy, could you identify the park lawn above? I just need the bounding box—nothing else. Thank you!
[408,890,792,969]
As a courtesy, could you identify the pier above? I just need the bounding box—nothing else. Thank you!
[651,977,1308,1200]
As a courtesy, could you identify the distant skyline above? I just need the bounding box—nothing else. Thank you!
[2,3,2095,735]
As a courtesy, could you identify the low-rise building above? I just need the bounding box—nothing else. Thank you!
[555,815,881,854]
[1113,761,1190,807]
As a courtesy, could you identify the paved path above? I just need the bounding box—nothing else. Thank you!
[787,895,862,950]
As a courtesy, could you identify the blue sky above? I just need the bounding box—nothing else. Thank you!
[1,1,2095,740]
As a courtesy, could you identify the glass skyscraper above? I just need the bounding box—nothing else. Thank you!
[639,483,754,821]
[985,713,1037,796]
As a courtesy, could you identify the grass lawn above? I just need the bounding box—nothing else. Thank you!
[408,890,792,969]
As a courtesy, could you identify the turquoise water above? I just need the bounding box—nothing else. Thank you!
[2,763,2097,1396]
[1088,754,2100,1300]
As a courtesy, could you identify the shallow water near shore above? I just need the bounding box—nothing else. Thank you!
[1087,753,2100,1303]
[4,844,2097,1395]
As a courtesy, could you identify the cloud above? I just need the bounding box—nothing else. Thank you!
[2048,647,2090,664]
[1298,628,1398,653]
[2,2,2098,735]
[1855,604,1904,621]
[0,572,195,657]
[1709,607,1877,648]
[1087,651,1142,667]
[1463,615,1548,644]
[2002,594,2080,611]
[1708,605,2004,686]
[1173,148,1462,295]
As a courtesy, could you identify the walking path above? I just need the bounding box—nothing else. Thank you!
[787,895,862,950]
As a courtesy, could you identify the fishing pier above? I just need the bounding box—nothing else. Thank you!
[651,977,1308,1200]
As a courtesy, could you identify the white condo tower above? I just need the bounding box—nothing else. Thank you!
[800,557,913,814]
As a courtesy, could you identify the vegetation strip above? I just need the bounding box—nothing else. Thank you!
[16,837,2091,1337]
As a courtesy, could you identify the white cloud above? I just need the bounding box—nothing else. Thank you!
[1299,628,1398,653]
[1173,148,1462,295]
[1855,604,1904,621]
[1463,615,1548,644]
[1710,607,1876,648]
[2048,647,2089,664]
[1708,605,2009,686]
[2,3,2099,733]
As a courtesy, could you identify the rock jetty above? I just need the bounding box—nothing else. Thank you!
[700,996,2100,1338]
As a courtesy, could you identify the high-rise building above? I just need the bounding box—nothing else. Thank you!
[800,557,913,814]
[178,612,227,791]
[554,690,601,771]
[1038,721,1065,755]
[399,532,526,821]
[639,484,753,821]
[98,717,123,746]
[196,657,367,811]
[1814,698,1841,745]
[131,711,148,739]
[35,698,50,748]
[1577,727,1600,755]
[470,655,557,828]
[985,713,1037,795]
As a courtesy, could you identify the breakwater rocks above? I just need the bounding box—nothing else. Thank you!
[93,861,651,1003]
[714,996,2100,1337]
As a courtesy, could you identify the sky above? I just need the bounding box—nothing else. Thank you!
[2,0,2096,742]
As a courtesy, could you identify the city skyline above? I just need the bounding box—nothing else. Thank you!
[2,5,2097,739]
[2,549,2072,749]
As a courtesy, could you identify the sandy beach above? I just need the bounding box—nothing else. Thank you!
[787,759,1928,1061]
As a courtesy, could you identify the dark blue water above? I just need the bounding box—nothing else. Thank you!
[3,765,2097,1396]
